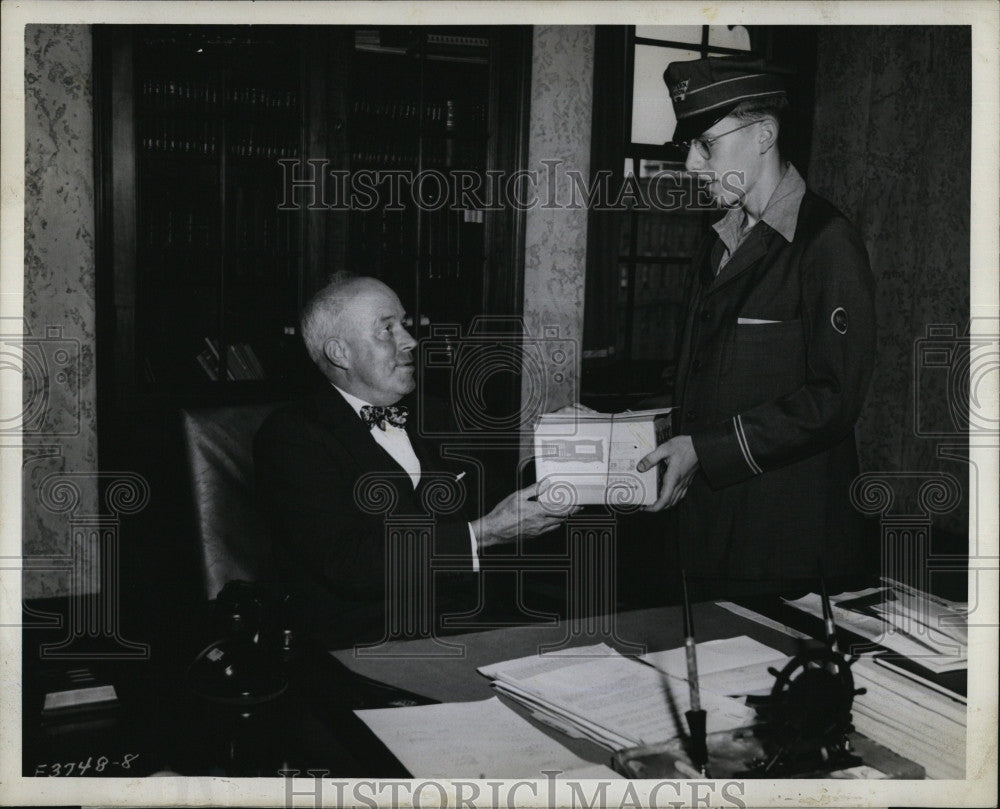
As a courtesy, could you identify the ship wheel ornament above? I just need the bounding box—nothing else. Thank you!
[747,640,868,776]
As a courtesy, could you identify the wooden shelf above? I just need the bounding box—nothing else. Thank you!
[96,24,531,414]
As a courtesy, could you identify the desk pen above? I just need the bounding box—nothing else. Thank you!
[681,570,710,777]
[819,572,841,674]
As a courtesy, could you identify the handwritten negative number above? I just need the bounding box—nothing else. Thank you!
[32,754,140,776]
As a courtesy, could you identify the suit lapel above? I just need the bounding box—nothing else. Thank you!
[709,228,769,292]
[313,387,416,502]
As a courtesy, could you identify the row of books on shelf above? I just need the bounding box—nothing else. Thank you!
[143,206,214,249]
[351,206,483,274]
[619,215,706,258]
[353,29,490,56]
[140,119,218,155]
[140,79,298,112]
[139,119,298,158]
[351,99,486,132]
[350,142,482,169]
[196,338,267,381]
[233,210,298,254]
[626,264,691,295]
[143,204,295,253]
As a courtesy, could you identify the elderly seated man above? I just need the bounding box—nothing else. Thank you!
[255,273,572,647]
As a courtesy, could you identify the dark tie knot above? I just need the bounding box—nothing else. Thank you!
[360,404,408,431]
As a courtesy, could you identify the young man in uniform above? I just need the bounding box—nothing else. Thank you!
[637,56,877,598]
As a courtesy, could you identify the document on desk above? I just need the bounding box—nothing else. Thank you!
[479,647,757,751]
[355,696,611,778]
[641,636,788,697]
[783,586,968,673]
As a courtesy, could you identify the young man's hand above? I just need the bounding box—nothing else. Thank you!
[637,435,700,510]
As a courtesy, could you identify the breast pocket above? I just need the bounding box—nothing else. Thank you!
[733,319,806,404]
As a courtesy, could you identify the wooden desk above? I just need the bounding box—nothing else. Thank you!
[331,603,799,769]
[330,602,923,778]
[331,602,803,701]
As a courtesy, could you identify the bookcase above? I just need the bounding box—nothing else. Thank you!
[344,32,492,334]
[91,24,532,640]
[132,29,304,393]
[95,25,531,412]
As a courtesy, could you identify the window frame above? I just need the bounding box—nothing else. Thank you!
[582,25,766,407]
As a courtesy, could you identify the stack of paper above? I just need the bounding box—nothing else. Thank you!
[850,657,966,779]
[477,644,757,751]
[640,636,789,699]
[783,584,968,674]
[355,696,620,779]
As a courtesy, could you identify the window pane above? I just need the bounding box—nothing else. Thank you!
[624,155,688,178]
[708,25,751,51]
[634,26,703,46]
[638,158,683,178]
[631,45,699,146]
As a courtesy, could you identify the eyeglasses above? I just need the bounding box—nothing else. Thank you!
[675,119,763,160]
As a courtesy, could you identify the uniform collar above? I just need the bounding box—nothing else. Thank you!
[712,162,806,249]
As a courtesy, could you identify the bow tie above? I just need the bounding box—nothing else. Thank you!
[359,404,408,431]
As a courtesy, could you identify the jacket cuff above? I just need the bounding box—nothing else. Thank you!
[468,522,480,573]
[690,415,763,490]
[434,518,477,563]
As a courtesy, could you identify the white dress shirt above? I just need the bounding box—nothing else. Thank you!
[331,384,480,570]
[333,384,421,488]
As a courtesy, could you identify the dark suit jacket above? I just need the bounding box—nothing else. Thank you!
[670,190,877,595]
[253,386,481,648]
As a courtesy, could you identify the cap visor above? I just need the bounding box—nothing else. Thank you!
[671,105,737,144]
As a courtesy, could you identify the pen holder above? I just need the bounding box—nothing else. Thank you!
[685,709,709,772]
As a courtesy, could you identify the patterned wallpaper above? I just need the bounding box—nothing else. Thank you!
[520,26,594,427]
[809,27,971,535]
[22,24,99,598]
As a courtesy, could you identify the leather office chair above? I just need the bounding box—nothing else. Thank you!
[181,403,281,600]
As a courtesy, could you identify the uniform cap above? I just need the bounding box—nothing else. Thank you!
[663,55,787,143]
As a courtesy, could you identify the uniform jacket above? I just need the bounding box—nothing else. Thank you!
[253,386,479,647]
[671,189,876,593]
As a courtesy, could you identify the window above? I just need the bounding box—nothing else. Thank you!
[629,26,751,156]
[582,26,759,409]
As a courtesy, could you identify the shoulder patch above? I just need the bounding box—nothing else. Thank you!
[831,307,848,335]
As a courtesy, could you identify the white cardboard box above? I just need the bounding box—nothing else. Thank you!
[533,408,673,508]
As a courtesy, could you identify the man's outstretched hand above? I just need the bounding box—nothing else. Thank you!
[636,434,700,511]
[471,481,580,549]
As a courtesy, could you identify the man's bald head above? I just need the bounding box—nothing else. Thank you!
[300,273,417,403]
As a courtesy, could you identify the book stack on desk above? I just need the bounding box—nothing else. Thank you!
[849,657,966,779]
[782,582,968,779]
[784,582,968,674]
[477,643,757,750]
